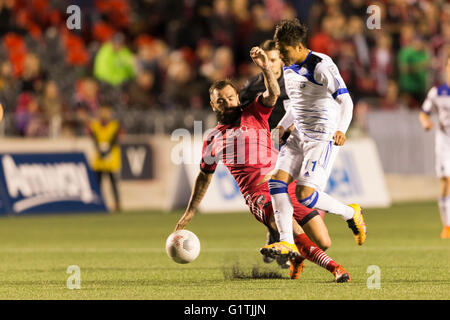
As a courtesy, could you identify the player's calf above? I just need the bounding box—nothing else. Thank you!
[293,233,350,283]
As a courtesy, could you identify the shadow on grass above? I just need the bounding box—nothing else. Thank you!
[223,262,285,280]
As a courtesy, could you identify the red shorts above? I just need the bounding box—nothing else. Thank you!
[243,182,323,228]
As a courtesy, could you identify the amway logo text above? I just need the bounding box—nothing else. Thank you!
[2,155,97,212]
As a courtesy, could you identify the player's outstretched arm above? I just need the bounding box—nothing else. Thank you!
[419,88,436,131]
[333,94,353,146]
[175,170,213,231]
[250,46,280,107]
[418,111,433,131]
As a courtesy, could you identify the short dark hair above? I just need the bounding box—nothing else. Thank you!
[274,18,308,47]
[209,79,237,97]
[260,39,277,52]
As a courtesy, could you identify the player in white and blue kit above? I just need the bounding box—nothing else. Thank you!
[419,54,450,239]
[260,19,367,260]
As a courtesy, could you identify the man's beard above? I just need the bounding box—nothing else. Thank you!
[216,106,243,125]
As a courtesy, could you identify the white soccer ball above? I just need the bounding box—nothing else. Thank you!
[165,230,201,264]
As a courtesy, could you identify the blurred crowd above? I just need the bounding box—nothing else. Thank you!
[0,0,448,137]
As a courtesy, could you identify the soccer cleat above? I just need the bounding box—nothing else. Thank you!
[289,258,305,279]
[260,241,300,260]
[332,265,351,283]
[346,204,367,245]
[440,226,450,239]
[276,255,291,269]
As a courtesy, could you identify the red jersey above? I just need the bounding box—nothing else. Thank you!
[200,97,278,194]
[200,96,317,226]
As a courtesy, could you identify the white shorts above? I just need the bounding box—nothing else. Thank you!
[275,129,340,191]
[435,131,450,177]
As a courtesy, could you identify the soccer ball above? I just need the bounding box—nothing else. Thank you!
[165,230,201,264]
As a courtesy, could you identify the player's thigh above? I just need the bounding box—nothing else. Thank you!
[301,215,332,251]
[274,131,303,182]
[319,144,341,191]
[297,140,334,191]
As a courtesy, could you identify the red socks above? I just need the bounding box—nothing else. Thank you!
[294,233,339,272]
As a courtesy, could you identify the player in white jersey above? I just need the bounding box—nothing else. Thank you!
[260,19,366,260]
[419,54,450,239]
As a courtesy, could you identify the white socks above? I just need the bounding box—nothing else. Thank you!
[438,196,450,226]
[268,180,295,244]
[299,190,354,221]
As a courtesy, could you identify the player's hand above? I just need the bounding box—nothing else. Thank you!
[421,119,433,131]
[250,47,269,70]
[175,210,194,231]
[333,131,346,146]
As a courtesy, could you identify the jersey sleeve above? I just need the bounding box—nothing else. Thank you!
[421,87,437,115]
[200,131,219,174]
[316,60,349,100]
[245,94,273,122]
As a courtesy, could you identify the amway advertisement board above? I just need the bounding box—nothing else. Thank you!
[0,153,107,215]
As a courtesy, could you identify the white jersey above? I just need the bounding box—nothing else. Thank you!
[283,50,350,141]
[422,84,450,135]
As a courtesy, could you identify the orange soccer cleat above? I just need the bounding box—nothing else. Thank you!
[332,265,351,283]
[289,258,305,279]
[441,226,450,239]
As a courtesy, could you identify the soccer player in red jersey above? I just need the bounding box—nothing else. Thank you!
[175,47,350,282]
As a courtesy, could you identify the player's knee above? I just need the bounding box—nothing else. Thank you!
[296,185,315,198]
[441,177,450,195]
[296,186,318,208]
[443,177,450,186]
[270,170,292,184]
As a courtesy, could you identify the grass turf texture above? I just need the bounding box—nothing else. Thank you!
[0,202,448,299]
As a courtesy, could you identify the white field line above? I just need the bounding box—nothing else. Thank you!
[0,246,446,253]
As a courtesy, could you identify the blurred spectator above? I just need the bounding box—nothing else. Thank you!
[372,34,394,96]
[398,36,431,108]
[347,16,370,72]
[244,4,276,54]
[0,60,19,110]
[93,33,136,86]
[200,46,235,82]
[20,53,45,93]
[432,23,450,84]
[39,80,63,138]
[379,80,407,111]
[309,16,336,57]
[14,92,47,136]
[126,70,157,109]
[0,0,14,37]
[162,51,204,109]
[73,78,100,116]
[208,0,237,47]
[89,104,122,212]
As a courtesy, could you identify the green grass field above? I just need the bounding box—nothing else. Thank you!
[0,202,448,300]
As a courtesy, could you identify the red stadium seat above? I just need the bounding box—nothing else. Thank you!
[93,22,115,43]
